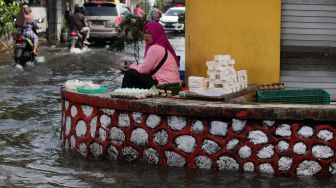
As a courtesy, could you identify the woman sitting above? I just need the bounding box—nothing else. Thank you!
[122,21,180,89]
[15,4,39,55]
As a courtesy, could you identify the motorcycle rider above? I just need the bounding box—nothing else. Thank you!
[68,5,90,45]
[15,4,40,55]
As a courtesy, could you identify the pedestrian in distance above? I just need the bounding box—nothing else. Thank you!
[133,4,145,19]
[15,4,40,55]
[68,5,91,45]
[122,21,180,89]
[150,5,162,22]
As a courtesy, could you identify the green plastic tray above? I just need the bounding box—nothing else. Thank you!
[77,86,108,94]
[257,89,330,104]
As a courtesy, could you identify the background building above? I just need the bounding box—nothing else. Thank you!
[280,0,336,98]
[185,0,336,99]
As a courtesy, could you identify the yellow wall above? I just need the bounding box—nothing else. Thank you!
[185,0,281,84]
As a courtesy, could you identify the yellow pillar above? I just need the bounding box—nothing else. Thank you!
[185,0,281,84]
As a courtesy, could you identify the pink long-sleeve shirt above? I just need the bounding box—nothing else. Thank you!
[130,44,180,85]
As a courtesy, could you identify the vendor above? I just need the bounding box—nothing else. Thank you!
[122,21,180,89]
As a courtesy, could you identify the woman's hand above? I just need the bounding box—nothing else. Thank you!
[124,61,133,70]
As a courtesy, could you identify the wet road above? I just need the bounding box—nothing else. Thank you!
[0,33,335,187]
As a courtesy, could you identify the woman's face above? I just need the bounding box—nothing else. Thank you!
[143,29,154,45]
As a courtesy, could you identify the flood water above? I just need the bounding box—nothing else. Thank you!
[0,34,335,187]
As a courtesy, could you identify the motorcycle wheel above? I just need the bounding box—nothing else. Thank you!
[70,39,76,49]
[14,48,22,61]
[14,48,26,66]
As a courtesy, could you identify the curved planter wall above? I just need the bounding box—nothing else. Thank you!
[61,89,336,176]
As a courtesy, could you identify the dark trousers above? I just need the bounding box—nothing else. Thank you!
[122,69,158,89]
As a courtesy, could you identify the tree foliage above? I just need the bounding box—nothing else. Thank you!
[110,15,147,64]
[0,0,21,44]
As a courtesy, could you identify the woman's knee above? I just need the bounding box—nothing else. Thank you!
[125,69,139,78]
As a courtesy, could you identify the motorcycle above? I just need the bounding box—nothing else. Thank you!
[13,35,36,67]
[68,30,88,51]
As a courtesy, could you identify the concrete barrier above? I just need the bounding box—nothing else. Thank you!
[60,88,336,176]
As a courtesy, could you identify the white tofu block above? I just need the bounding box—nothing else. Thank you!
[243,82,248,88]
[222,83,230,89]
[220,87,233,93]
[214,55,231,61]
[229,68,236,74]
[237,71,247,81]
[189,82,203,88]
[189,76,204,82]
[237,77,242,82]
[239,84,244,90]
[208,70,220,75]
[214,83,224,88]
[220,75,229,81]
[237,82,246,89]
[206,61,216,66]
[237,75,247,82]
[227,59,235,65]
[211,73,221,78]
[239,83,245,90]
[220,69,230,75]
[188,76,205,88]
[218,60,229,66]
[221,68,235,74]
[208,78,216,82]
[204,78,209,88]
[207,64,215,71]
[228,73,236,78]
[215,65,231,72]
[236,70,247,76]
[189,87,206,92]
[214,79,223,85]
[224,80,233,85]
[231,86,237,93]
[208,82,215,88]
[209,73,216,79]
[215,64,223,70]
[232,78,238,83]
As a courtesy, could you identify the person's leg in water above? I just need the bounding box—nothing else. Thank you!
[30,30,39,55]
[32,39,38,55]
[81,27,90,45]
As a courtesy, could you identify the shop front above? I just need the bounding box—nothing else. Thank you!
[280,0,336,100]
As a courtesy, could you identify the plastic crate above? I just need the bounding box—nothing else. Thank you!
[257,89,330,104]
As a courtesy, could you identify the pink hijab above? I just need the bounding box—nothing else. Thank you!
[15,5,33,27]
[143,21,179,66]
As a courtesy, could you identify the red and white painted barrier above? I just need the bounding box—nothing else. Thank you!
[61,89,336,176]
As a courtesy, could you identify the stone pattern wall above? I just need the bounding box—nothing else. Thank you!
[61,100,336,176]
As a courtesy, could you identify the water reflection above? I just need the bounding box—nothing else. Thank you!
[0,34,335,187]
